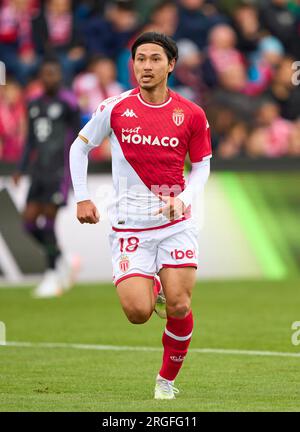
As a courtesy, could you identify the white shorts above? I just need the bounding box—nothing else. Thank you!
[109,220,199,286]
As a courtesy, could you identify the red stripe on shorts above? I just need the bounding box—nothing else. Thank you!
[161,263,198,269]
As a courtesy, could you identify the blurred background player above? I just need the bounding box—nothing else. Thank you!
[13,58,81,297]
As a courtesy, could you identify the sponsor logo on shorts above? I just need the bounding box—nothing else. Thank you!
[171,249,196,260]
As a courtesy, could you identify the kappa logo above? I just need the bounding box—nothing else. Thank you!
[121,109,138,118]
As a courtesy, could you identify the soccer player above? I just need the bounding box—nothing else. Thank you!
[69,32,211,399]
[13,58,81,297]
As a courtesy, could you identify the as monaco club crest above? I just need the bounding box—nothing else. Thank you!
[172,108,184,126]
[119,255,130,273]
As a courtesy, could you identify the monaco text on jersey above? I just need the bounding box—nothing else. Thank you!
[121,129,179,147]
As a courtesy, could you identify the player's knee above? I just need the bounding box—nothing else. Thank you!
[167,299,191,318]
[124,306,151,324]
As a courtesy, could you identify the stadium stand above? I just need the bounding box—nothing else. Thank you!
[0,0,299,164]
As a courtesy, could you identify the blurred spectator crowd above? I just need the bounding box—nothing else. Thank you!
[0,0,300,162]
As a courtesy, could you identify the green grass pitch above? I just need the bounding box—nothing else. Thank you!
[0,279,300,412]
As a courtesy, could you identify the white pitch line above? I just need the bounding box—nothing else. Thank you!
[5,341,160,352]
[3,341,300,358]
[191,348,300,358]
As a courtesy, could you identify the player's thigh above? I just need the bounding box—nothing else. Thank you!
[23,201,44,222]
[42,178,67,210]
[116,276,155,323]
[110,230,157,322]
[157,225,198,316]
[24,179,44,221]
[159,266,196,302]
[42,203,59,219]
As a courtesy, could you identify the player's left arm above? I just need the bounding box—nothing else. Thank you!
[177,158,210,207]
[155,108,212,221]
[69,102,112,224]
[154,160,210,220]
[177,107,212,208]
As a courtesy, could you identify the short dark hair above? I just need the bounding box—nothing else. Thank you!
[131,32,178,63]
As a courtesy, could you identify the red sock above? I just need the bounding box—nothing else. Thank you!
[159,311,194,381]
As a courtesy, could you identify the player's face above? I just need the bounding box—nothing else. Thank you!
[40,64,62,94]
[133,43,175,90]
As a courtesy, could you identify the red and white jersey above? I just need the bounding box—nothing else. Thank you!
[79,87,212,231]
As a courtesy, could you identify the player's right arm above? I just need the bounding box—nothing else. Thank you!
[70,136,100,224]
[69,102,112,224]
[76,198,100,224]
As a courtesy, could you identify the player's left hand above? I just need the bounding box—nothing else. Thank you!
[153,196,186,221]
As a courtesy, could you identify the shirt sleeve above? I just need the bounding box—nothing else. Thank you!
[177,159,210,208]
[188,107,212,163]
[78,103,112,147]
[69,136,92,202]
